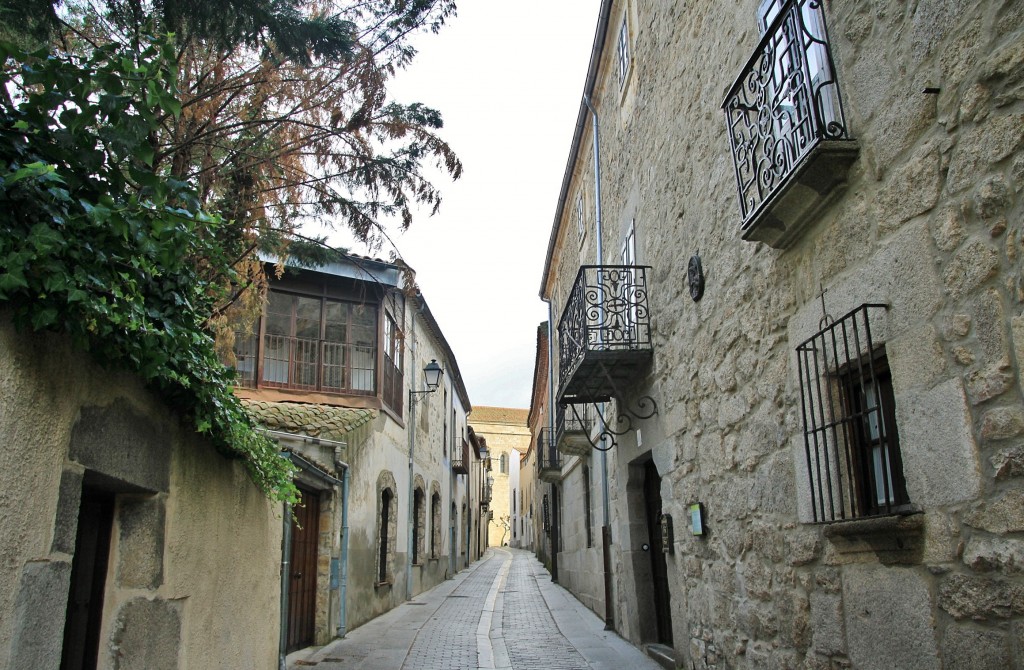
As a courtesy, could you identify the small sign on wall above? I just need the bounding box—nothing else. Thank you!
[660,513,674,553]
[689,503,706,537]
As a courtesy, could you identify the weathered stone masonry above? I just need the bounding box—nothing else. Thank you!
[538,1,1024,668]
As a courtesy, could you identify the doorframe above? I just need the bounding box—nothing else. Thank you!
[60,486,115,670]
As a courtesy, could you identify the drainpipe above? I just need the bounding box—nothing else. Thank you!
[583,93,615,631]
[336,464,351,637]
[278,501,293,670]
[544,303,558,583]
[406,303,420,601]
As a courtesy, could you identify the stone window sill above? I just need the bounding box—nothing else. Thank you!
[822,510,924,565]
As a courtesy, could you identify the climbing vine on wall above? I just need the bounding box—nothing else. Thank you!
[0,35,298,503]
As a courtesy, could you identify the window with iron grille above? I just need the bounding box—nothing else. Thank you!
[796,304,909,522]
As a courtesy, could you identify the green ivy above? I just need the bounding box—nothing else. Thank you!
[0,35,298,503]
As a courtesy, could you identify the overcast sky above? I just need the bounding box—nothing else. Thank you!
[337,1,600,410]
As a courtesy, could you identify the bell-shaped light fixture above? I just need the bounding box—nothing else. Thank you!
[423,359,443,391]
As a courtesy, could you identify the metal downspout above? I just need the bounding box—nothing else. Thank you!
[406,303,420,601]
[278,502,293,670]
[583,93,615,631]
[337,465,351,637]
[545,304,558,583]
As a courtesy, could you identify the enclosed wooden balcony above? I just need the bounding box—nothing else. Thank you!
[722,0,857,248]
[234,332,376,396]
[556,265,653,404]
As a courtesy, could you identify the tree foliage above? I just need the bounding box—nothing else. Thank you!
[0,0,460,500]
[54,0,462,326]
[0,35,298,502]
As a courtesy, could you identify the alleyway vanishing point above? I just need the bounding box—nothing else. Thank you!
[286,548,661,670]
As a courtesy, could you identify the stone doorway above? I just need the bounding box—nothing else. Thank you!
[60,487,115,670]
[643,460,673,646]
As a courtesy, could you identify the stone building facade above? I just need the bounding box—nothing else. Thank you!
[470,407,530,547]
[534,0,1024,668]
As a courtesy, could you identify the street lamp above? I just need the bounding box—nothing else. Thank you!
[410,359,444,405]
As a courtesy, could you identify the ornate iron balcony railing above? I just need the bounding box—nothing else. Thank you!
[555,403,593,457]
[452,438,469,475]
[723,0,854,241]
[537,428,562,482]
[557,265,653,403]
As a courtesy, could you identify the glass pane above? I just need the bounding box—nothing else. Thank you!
[265,292,292,336]
[295,296,320,340]
[324,301,348,343]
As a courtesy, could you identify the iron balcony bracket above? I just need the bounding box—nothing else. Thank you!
[561,360,659,453]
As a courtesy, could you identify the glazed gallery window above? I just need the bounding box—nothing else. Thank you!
[382,311,404,413]
[259,290,377,394]
[796,304,909,522]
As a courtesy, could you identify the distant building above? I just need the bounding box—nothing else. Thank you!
[469,406,530,547]
[530,0,1024,668]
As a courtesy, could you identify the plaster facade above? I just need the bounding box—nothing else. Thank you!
[0,315,280,670]
[233,258,484,645]
[534,1,1024,667]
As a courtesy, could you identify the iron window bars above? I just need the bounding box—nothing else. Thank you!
[723,0,850,231]
[796,304,909,523]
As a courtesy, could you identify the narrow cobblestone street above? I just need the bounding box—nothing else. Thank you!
[287,549,661,670]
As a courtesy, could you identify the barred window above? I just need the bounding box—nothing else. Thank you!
[796,304,909,522]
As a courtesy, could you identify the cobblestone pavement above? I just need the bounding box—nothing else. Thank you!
[287,548,661,670]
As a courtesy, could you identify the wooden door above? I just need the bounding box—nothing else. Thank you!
[644,461,673,646]
[287,487,320,653]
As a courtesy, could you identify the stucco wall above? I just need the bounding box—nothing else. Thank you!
[542,1,1024,667]
[0,315,280,670]
[342,305,472,632]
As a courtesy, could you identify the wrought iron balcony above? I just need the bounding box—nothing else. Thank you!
[537,429,562,483]
[452,438,469,475]
[557,265,653,404]
[723,0,857,248]
[555,403,592,458]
